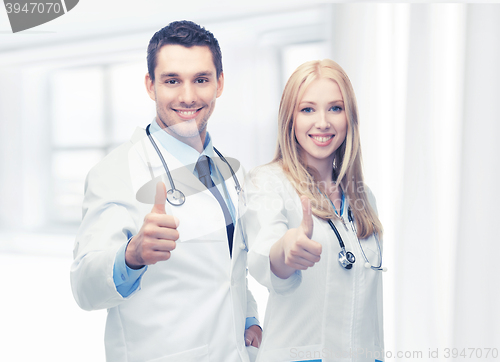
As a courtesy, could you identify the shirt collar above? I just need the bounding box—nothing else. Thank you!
[149,119,215,174]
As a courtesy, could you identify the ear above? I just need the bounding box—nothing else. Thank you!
[145,73,156,101]
[216,72,224,98]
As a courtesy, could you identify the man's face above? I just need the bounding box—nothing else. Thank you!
[145,44,224,150]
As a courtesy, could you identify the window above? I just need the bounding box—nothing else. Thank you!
[49,62,154,224]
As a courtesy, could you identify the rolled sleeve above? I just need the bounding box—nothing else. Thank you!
[245,317,260,330]
[113,240,148,297]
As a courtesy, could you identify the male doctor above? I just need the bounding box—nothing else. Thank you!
[70,21,261,362]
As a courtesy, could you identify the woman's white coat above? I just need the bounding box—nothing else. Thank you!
[245,163,384,362]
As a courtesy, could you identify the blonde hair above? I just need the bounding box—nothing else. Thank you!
[273,59,383,239]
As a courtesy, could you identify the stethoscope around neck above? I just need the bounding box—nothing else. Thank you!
[326,200,386,272]
[145,124,241,206]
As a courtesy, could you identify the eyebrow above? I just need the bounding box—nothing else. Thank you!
[159,72,179,78]
[299,100,344,105]
[159,71,214,79]
[194,71,214,77]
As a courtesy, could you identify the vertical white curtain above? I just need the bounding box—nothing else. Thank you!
[395,4,466,354]
[328,3,500,358]
[453,4,500,355]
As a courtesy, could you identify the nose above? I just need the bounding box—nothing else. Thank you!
[315,111,330,130]
[178,83,197,106]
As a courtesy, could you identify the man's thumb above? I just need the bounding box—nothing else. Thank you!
[152,181,167,214]
[300,196,313,239]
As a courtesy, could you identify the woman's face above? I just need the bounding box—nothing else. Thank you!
[294,77,348,171]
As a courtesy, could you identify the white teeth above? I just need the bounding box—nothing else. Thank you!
[311,135,333,142]
[178,110,197,115]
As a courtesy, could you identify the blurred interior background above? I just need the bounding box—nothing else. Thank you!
[1,1,499,361]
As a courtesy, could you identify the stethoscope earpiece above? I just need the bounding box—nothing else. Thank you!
[364,262,388,272]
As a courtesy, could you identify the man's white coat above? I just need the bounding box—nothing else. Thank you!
[71,127,258,362]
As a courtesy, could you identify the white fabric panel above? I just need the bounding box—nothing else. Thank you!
[453,4,500,355]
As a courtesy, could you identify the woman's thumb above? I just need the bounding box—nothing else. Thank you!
[300,196,313,239]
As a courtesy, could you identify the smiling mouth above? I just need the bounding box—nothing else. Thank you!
[173,107,203,119]
[174,108,202,115]
[309,135,334,143]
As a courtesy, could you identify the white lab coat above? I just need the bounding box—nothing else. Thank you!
[70,127,258,362]
[245,163,384,362]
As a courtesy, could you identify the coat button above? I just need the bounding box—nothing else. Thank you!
[107,277,114,287]
[239,242,246,249]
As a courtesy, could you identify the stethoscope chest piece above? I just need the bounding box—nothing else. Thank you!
[167,189,185,206]
[338,249,356,269]
[328,218,356,270]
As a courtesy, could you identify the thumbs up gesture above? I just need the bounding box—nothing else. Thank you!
[125,182,180,269]
[298,196,314,239]
[270,196,322,279]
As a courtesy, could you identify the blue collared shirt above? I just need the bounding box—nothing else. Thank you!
[112,120,258,328]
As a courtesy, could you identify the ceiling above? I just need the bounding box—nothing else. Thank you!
[2,0,496,55]
[0,0,315,53]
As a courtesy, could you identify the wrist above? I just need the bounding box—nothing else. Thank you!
[270,236,295,279]
[248,324,262,331]
[125,240,144,270]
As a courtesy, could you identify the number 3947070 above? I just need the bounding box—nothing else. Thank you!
[443,348,498,359]
[5,3,62,14]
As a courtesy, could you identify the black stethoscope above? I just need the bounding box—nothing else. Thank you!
[145,124,241,206]
[324,192,386,271]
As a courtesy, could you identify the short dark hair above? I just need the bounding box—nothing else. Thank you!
[147,20,223,82]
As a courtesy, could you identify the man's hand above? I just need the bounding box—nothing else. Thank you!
[244,325,262,348]
[125,182,180,269]
[270,196,322,279]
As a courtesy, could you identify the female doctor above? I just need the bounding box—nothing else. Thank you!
[244,59,385,362]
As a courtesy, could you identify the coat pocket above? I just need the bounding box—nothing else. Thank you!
[146,345,210,362]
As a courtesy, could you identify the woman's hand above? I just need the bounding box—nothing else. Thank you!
[270,196,322,279]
